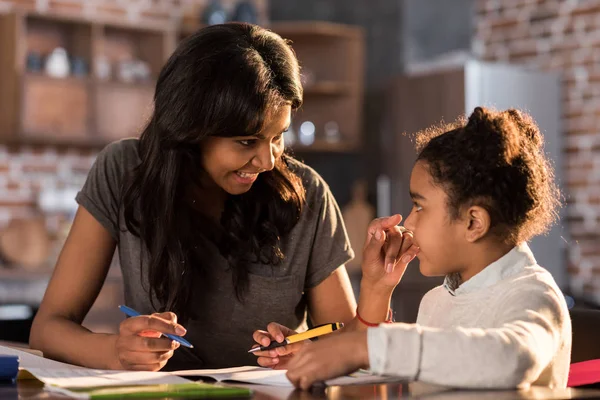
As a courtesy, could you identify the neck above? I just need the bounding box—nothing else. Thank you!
[457,239,514,283]
[188,177,227,222]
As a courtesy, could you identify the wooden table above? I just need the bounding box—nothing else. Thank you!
[3,380,600,399]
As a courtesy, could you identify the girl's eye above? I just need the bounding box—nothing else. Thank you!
[414,203,423,212]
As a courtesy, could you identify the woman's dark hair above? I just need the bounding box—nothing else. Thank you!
[122,23,305,322]
[415,107,560,245]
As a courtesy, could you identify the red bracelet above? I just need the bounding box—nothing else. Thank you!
[356,308,394,327]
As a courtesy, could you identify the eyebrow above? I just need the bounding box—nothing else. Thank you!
[410,191,426,201]
[253,124,290,140]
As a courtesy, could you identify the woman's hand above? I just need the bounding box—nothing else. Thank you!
[286,330,369,390]
[251,322,306,369]
[361,214,419,290]
[113,312,187,371]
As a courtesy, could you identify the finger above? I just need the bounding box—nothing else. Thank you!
[364,215,402,247]
[257,356,280,367]
[121,350,175,366]
[127,363,164,372]
[121,315,187,337]
[138,330,163,338]
[267,322,297,343]
[275,342,303,356]
[398,244,420,267]
[267,323,286,343]
[252,330,274,347]
[383,227,404,273]
[127,336,180,352]
[399,230,414,254]
[153,312,177,324]
[300,375,314,391]
[362,226,386,263]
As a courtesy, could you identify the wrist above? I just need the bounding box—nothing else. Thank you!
[105,334,123,370]
[352,330,370,369]
[360,279,396,296]
[355,295,393,330]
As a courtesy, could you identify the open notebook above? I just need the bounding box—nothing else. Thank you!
[1,344,401,390]
[173,365,403,387]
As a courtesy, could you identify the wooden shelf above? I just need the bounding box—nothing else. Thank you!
[303,81,352,96]
[0,10,175,145]
[97,79,156,90]
[24,10,174,33]
[290,140,360,153]
[23,72,92,85]
[0,134,109,148]
[269,21,363,39]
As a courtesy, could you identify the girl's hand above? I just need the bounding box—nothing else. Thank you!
[251,322,305,369]
[113,312,187,371]
[361,214,419,290]
[286,330,368,390]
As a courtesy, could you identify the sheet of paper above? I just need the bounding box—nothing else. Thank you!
[173,366,404,387]
[174,366,291,386]
[0,345,85,370]
[25,367,191,388]
[327,369,404,386]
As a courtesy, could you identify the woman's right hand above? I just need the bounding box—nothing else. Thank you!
[113,311,187,371]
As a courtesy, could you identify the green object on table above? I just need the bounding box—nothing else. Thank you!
[56,382,252,399]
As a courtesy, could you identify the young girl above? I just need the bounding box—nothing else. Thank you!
[285,107,572,389]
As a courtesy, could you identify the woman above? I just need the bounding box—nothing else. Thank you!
[29,22,417,372]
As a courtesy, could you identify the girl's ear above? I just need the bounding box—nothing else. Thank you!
[464,206,491,243]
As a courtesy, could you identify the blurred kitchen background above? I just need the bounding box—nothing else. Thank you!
[0,0,598,344]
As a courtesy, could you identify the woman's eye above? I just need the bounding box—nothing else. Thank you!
[238,139,257,147]
[414,203,423,212]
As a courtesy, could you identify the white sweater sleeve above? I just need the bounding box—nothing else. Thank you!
[367,283,566,388]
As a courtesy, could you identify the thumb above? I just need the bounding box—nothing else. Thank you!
[363,228,386,264]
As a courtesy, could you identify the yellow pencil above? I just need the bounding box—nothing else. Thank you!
[247,322,344,353]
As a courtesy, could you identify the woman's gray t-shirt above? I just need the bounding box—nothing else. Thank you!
[75,138,354,370]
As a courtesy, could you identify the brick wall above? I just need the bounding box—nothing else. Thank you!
[474,0,600,303]
[0,0,267,256]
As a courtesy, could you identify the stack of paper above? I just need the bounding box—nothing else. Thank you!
[1,345,250,399]
[1,344,403,398]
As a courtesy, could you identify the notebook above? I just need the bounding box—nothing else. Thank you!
[1,344,401,389]
[172,365,404,387]
[0,345,250,399]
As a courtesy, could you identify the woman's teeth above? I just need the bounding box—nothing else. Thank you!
[237,171,257,178]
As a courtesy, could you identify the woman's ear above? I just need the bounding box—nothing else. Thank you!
[464,206,491,243]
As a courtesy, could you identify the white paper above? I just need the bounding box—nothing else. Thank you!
[173,366,403,387]
[25,367,190,388]
[0,345,85,370]
[175,366,291,386]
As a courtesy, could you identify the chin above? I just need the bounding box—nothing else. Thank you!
[418,262,445,277]
[224,187,251,196]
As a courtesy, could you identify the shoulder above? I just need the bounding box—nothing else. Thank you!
[421,285,448,303]
[501,264,569,321]
[284,156,331,204]
[93,138,140,179]
[97,138,140,164]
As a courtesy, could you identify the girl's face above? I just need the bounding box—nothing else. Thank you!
[403,161,467,277]
[200,105,291,195]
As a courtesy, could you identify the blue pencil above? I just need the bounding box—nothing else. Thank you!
[118,305,194,348]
